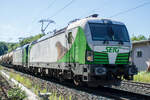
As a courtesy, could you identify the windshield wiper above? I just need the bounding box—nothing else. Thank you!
[118,40,124,45]
[103,40,109,44]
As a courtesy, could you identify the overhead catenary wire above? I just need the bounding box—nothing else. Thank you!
[37,0,76,34]
[46,0,57,10]
[79,0,110,19]
[79,0,149,19]
[26,0,76,36]
[23,0,58,39]
[48,0,76,19]
[31,0,57,23]
[108,1,150,18]
[24,0,57,37]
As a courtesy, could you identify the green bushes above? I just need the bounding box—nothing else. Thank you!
[134,71,150,83]
[8,85,26,100]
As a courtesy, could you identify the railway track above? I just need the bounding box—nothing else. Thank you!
[111,80,150,96]
[2,66,150,100]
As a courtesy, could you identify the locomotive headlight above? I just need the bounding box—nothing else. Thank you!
[95,67,106,75]
[86,51,93,61]
[129,67,138,75]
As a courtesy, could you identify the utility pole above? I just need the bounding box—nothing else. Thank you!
[39,19,55,34]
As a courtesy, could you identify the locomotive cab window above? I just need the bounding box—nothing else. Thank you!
[89,23,130,42]
[137,51,142,57]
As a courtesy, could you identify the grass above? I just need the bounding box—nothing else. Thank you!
[9,72,48,95]
[0,65,72,100]
[49,92,72,100]
[0,65,3,70]
[9,72,33,89]
[8,70,72,100]
[134,71,150,83]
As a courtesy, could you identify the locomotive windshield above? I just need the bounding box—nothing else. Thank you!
[89,23,130,42]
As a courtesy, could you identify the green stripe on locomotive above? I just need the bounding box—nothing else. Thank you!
[22,46,29,65]
[58,26,87,64]
[22,48,26,64]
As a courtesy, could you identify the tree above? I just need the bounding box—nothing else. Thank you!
[148,35,150,40]
[19,34,44,46]
[0,42,8,55]
[131,35,147,41]
[0,33,45,54]
[7,43,18,52]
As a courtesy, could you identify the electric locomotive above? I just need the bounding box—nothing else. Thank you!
[0,14,138,86]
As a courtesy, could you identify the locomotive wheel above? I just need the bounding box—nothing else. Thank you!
[73,76,82,86]
[124,75,133,80]
[59,77,64,82]
[116,76,122,80]
[58,72,64,82]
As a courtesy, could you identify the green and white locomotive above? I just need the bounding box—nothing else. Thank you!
[1,14,137,86]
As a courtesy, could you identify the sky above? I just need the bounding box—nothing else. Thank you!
[0,0,150,42]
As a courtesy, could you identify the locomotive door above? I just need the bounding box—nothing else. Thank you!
[66,30,73,65]
[66,28,77,65]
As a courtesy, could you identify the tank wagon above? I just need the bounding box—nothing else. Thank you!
[0,52,13,66]
[0,15,137,86]
[0,56,2,64]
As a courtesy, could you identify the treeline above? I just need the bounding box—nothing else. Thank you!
[131,35,150,41]
[0,42,9,55]
[0,34,44,56]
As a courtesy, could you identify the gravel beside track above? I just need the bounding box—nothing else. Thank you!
[0,72,12,100]
[3,68,113,100]
[2,66,150,100]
